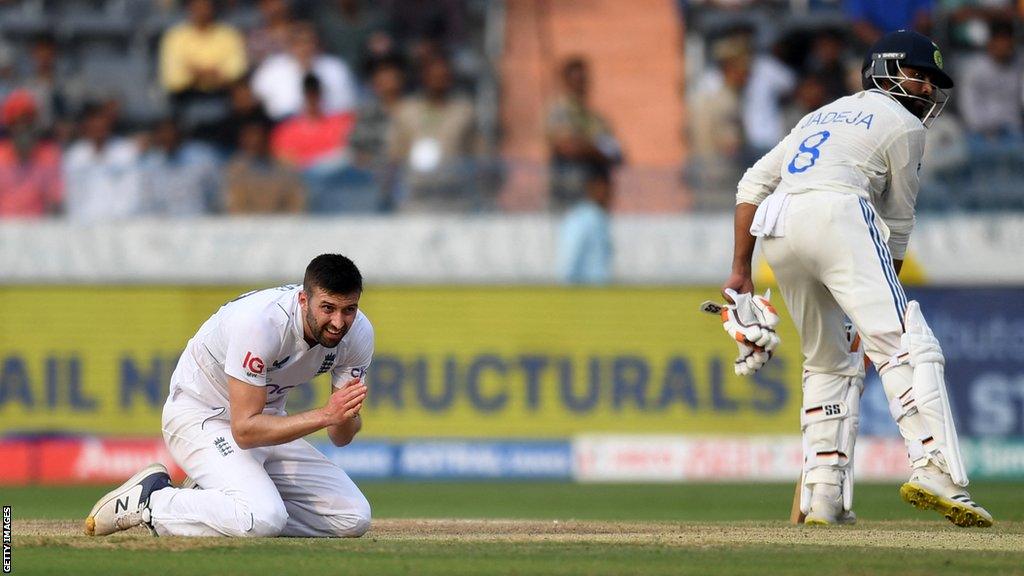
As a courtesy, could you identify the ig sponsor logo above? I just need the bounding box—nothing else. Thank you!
[242,351,265,376]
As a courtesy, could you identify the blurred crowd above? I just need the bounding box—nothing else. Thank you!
[3,0,1023,228]
[684,0,1024,210]
[0,0,497,219]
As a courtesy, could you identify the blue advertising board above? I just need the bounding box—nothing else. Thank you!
[315,440,574,480]
[908,288,1024,438]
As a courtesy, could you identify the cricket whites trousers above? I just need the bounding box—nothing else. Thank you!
[760,190,908,374]
[148,387,371,537]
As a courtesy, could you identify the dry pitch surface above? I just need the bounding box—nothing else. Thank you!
[15,518,1024,552]
[10,484,1024,575]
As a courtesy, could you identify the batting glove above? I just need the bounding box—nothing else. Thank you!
[721,288,781,375]
[734,340,771,376]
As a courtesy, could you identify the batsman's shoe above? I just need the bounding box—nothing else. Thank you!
[179,475,201,490]
[804,484,857,526]
[900,465,993,527]
[84,462,172,536]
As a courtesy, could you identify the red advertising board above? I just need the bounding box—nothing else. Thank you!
[0,438,184,485]
[0,442,31,485]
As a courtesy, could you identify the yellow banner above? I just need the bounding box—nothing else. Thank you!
[0,287,803,437]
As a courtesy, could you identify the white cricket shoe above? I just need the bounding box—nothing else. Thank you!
[804,483,856,526]
[900,465,993,527]
[84,463,172,536]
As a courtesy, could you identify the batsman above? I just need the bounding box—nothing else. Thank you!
[720,30,992,527]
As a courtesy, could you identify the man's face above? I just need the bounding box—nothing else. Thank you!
[31,41,56,71]
[813,36,843,65]
[988,33,1015,63]
[239,123,267,155]
[300,287,361,348]
[586,177,612,210]
[895,65,936,119]
[153,121,180,151]
[189,0,215,26]
[230,82,259,111]
[372,66,403,101]
[291,27,319,64]
[422,59,452,98]
[722,56,750,88]
[899,66,934,96]
[796,77,826,110]
[83,112,112,142]
[259,0,288,22]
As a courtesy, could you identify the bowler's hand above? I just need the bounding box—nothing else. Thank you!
[323,379,366,426]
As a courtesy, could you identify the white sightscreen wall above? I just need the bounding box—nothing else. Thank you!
[1,214,1022,284]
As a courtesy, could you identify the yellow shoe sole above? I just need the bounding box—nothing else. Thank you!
[899,483,993,528]
[83,462,167,536]
[803,513,855,526]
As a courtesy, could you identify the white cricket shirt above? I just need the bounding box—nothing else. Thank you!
[169,284,374,415]
[736,90,926,259]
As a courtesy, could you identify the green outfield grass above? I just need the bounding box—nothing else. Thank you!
[6,480,1024,522]
[7,481,1024,575]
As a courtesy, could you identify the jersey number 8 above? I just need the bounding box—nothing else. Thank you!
[787,130,831,174]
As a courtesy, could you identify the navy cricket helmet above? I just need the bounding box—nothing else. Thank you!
[861,30,953,126]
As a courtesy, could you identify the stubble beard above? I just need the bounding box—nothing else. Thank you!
[306,307,343,348]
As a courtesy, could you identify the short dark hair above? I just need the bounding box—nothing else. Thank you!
[79,101,107,122]
[151,114,180,131]
[302,73,321,97]
[365,52,407,78]
[562,56,587,79]
[304,254,363,296]
[989,19,1014,39]
[32,33,57,49]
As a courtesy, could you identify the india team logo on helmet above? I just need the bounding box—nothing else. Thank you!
[933,48,943,70]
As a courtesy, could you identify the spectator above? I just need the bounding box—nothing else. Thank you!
[939,1,1016,49]
[958,19,1022,140]
[350,55,406,169]
[139,117,221,217]
[545,57,621,212]
[62,102,142,222]
[271,74,355,170]
[782,73,830,132]
[743,38,797,158]
[687,37,750,201]
[387,54,480,212]
[246,0,294,63]
[804,30,851,104]
[223,120,305,214]
[208,76,274,155]
[558,164,613,285]
[22,34,69,135]
[316,0,392,75]
[844,0,934,46]
[918,112,969,209]
[0,40,15,103]
[383,0,466,63]
[160,0,248,130]
[252,22,358,121]
[0,91,62,218]
[333,55,408,213]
